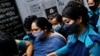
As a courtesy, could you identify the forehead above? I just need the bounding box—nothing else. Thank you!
[62,17,73,21]
[87,0,95,6]
[31,22,40,29]
[88,0,94,2]
[62,17,75,24]
[49,18,59,25]
[50,18,57,22]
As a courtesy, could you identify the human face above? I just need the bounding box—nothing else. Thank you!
[87,0,95,7]
[31,22,45,40]
[49,18,59,25]
[31,22,41,32]
[62,17,75,25]
[62,17,80,35]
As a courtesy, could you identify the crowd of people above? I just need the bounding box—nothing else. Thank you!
[0,0,100,56]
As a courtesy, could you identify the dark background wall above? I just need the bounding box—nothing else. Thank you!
[0,0,25,39]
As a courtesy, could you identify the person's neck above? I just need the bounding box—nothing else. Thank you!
[76,24,86,37]
[45,31,53,37]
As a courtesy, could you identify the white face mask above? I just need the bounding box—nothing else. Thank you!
[32,30,44,40]
[52,24,61,31]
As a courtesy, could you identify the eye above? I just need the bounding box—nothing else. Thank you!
[31,29,40,32]
[64,20,70,24]
[66,20,70,23]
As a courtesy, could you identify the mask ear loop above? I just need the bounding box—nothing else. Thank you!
[43,27,50,38]
[43,27,48,32]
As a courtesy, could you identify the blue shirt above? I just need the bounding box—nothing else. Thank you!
[56,25,100,56]
[15,39,26,50]
[23,35,34,43]
[16,39,26,56]
[88,8,100,34]
[88,8,100,18]
[23,33,66,56]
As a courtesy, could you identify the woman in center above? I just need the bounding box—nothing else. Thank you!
[23,16,66,56]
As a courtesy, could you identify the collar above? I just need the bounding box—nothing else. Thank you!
[68,34,77,43]
[78,27,88,43]
[68,25,99,48]
[78,26,93,48]
[78,25,99,48]
[88,8,100,17]
[96,17,100,27]
[68,26,90,43]
[96,9,100,26]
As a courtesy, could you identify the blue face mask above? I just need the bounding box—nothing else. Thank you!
[32,30,44,40]
[52,24,61,31]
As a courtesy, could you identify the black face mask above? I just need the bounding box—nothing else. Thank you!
[63,23,80,35]
[89,6,97,12]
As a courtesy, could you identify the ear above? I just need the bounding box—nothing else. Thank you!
[44,27,47,32]
[76,16,82,24]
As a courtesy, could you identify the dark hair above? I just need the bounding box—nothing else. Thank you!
[32,17,52,31]
[0,31,18,56]
[62,1,89,26]
[71,0,84,4]
[49,14,63,23]
[24,15,37,31]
